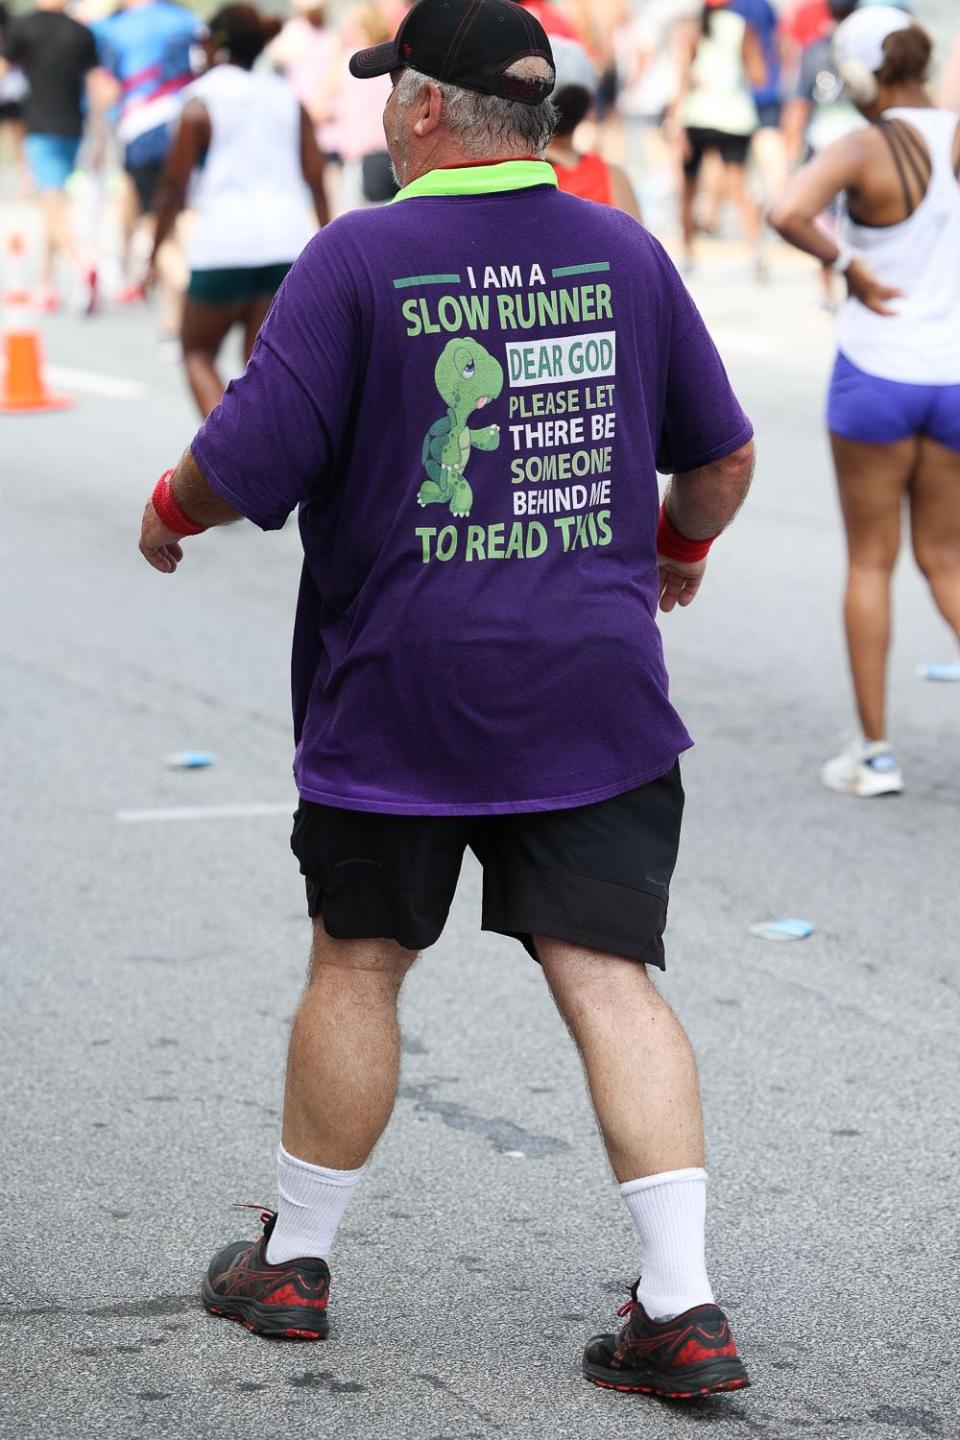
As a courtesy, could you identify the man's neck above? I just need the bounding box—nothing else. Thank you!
[400,145,542,188]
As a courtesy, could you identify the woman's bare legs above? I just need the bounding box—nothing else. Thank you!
[830,433,918,741]
[681,172,698,270]
[909,436,960,642]
[726,161,762,258]
[181,297,243,418]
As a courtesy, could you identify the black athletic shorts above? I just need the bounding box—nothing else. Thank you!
[290,762,684,969]
[126,158,164,214]
[683,126,752,178]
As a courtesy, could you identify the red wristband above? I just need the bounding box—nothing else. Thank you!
[151,469,207,537]
[657,502,715,564]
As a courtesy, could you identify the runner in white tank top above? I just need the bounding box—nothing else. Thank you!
[150,4,328,417]
[837,106,960,385]
[771,9,960,797]
[673,3,766,275]
[187,65,315,271]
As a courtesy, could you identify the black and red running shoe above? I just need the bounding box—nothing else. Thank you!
[583,1282,749,1398]
[201,1207,330,1341]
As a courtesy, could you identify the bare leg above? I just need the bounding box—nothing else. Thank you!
[2,119,28,190]
[909,436,960,639]
[119,174,143,287]
[39,188,83,288]
[750,125,788,209]
[681,172,698,269]
[698,150,726,233]
[242,294,275,364]
[536,936,703,1181]
[830,433,917,741]
[181,298,244,418]
[726,162,761,252]
[281,918,417,1169]
[155,216,188,337]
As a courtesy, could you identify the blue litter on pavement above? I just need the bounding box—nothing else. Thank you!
[917,662,960,682]
[165,751,216,769]
[749,919,815,942]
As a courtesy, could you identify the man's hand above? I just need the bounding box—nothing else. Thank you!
[845,260,903,317]
[658,555,706,612]
[139,501,184,574]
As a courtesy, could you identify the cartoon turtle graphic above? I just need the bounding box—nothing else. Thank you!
[419,338,504,519]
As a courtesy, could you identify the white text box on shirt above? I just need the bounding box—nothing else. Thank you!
[506,331,617,389]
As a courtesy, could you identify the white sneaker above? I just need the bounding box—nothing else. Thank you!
[820,738,904,797]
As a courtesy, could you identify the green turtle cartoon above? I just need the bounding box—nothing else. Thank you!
[419,338,504,519]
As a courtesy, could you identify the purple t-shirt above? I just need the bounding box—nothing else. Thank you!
[192,164,752,815]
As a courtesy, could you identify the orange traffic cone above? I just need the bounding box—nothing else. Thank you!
[0,234,73,414]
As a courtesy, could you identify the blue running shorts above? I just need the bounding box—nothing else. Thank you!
[24,134,81,192]
[828,352,960,451]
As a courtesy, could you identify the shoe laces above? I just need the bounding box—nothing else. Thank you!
[233,1203,277,1230]
[616,1279,644,1319]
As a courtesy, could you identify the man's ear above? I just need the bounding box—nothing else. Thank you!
[413,81,444,138]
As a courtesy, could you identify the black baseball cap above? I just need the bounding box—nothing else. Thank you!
[349,0,555,106]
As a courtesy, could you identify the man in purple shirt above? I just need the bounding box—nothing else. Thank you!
[138,0,755,1399]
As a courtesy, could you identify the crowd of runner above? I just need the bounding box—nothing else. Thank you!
[1,0,958,778]
[1,0,955,307]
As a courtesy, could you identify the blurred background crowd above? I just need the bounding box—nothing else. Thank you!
[0,0,957,373]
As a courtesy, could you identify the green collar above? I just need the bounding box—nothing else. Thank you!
[392,159,558,203]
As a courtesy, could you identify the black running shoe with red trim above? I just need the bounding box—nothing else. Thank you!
[583,1282,749,1398]
[201,1207,330,1341]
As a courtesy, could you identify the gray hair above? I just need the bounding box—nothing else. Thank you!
[395,58,557,157]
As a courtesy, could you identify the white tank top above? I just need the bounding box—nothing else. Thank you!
[681,11,758,137]
[186,66,315,271]
[837,108,960,385]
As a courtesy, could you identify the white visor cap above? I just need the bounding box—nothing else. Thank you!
[833,6,913,79]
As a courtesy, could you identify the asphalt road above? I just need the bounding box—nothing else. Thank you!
[2,237,958,1440]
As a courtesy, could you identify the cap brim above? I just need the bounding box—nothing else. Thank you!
[348,41,402,80]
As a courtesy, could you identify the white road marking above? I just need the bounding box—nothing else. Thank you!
[117,802,294,824]
[46,365,147,400]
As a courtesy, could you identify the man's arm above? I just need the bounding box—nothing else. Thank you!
[137,225,361,575]
[139,449,242,574]
[657,441,755,612]
[666,440,755,540]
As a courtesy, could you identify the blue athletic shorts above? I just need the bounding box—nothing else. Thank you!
[828,352,960,451]
[24,134,81,191]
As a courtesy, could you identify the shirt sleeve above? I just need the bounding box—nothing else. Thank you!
[82,26,99,71]
[2,17,24,62]
[93,21,117,74]
[655,255,753,476]
[190,230,360,531]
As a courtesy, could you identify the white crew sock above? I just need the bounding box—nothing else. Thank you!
[265,1145,366,1265]
[620,1167,715,1320]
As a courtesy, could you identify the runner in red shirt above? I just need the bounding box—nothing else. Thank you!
[546,37,642,216]
[780,0,830,51]
[515,0,578,41]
